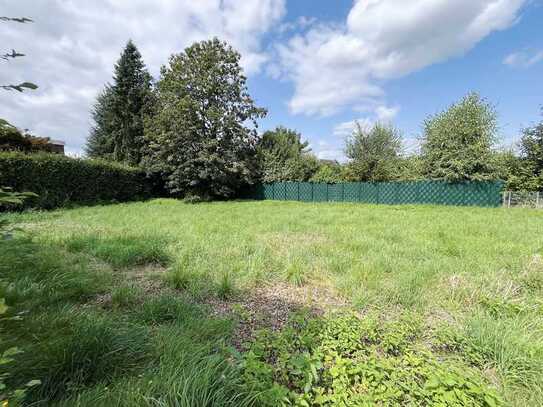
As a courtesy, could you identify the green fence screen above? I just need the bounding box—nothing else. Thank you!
[246,181,504,207]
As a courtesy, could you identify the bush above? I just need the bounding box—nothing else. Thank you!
[0,152,155,209]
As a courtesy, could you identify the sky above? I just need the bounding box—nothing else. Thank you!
[1,0,542,159]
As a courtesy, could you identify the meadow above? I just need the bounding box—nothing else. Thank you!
[1,199,542,406]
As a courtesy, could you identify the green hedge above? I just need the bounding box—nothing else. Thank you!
[0,152,154,209]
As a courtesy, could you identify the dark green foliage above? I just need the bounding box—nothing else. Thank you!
[492,149,539,191]
[144,38,266,199]
[240,312,502,406]
[0,152,153,209]
[421,93,499,182]
[257,126,319,182]
[310,163,343,183]
[516,113,543,190]
[85,86,115,159]
[345,122,403,182]
[86,40,152,165]
[16,310,151,402]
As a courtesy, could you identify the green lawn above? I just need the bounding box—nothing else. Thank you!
[1,199,542,406]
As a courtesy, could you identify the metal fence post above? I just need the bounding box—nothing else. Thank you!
[508,191,512,208]
[537,191,540,208]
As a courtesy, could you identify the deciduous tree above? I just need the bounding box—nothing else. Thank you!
[257,126,319,182]
[345,122,402,182]
[143,38,266,199]
[420,92,499,181]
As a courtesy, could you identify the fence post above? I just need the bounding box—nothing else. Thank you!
[508,191,512,208]
[311,182,314,202]
[326,183,329,202]
[297,182,300,201]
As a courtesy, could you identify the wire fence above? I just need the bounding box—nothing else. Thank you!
[246,181,505,207]
[502,191,543,208]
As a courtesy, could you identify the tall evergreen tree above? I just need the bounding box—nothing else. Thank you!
[86,85,115,159]
[86,40,152,165]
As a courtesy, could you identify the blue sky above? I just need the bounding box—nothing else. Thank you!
[1,0,542,158]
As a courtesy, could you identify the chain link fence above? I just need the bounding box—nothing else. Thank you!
[246,181,504,207]
[502,191,543,208]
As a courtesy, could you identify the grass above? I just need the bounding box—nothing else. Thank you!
[1,199,542,405]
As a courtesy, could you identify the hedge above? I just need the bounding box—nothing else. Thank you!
[0,152,155,209]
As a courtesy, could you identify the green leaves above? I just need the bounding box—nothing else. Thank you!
[421,92,499,182]
[144,38,266,199]
[240,312,503,406]
[86,40,152,165]
[345,122,403,182]
[0,152,153,209]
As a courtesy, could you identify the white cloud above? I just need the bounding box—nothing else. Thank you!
[276,0,526,116]
[0,0,286,153]
[317,149,344,161]
[375,105,400,122]
[503,49,543,68]
[332,118,373,138]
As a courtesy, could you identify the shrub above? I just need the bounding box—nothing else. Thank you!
[239,312,503,406]
[0,152,155,209]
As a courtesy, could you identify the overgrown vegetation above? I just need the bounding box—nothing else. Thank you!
[240,312,502,406]
[1,200,542,405]
[0,152,154,209]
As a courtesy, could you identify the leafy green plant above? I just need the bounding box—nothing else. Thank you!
[239,312,503,406]
[0,299,41,406]
[0,152,154,209]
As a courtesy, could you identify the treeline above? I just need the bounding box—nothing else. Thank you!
[86,40,542,198]
[259,94,543,192]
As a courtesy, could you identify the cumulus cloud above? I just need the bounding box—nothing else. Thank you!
[375,105,400,122]
[503,49,543,68]
[332,118,373,138]
[0,0,286,154]
[276,0,526,116]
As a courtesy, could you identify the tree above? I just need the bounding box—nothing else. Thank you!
[143,38,266,199]
[85,86,115,159]
[345,122,402,182]
[1,16,37,92]
[420,92,499,182]
[257,126,319,182]
[310,162,345,183]
[86,40,152,165]
[517,111,543,190]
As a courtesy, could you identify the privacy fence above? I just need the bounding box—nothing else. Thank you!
[246,181,504,207]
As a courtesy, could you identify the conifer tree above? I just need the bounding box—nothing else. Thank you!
[86,40,152,165]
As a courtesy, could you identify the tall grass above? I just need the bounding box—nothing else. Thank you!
[2,199,542,405]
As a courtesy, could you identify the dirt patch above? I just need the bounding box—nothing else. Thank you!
[123,263,169,294]
[204,282,348,349]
